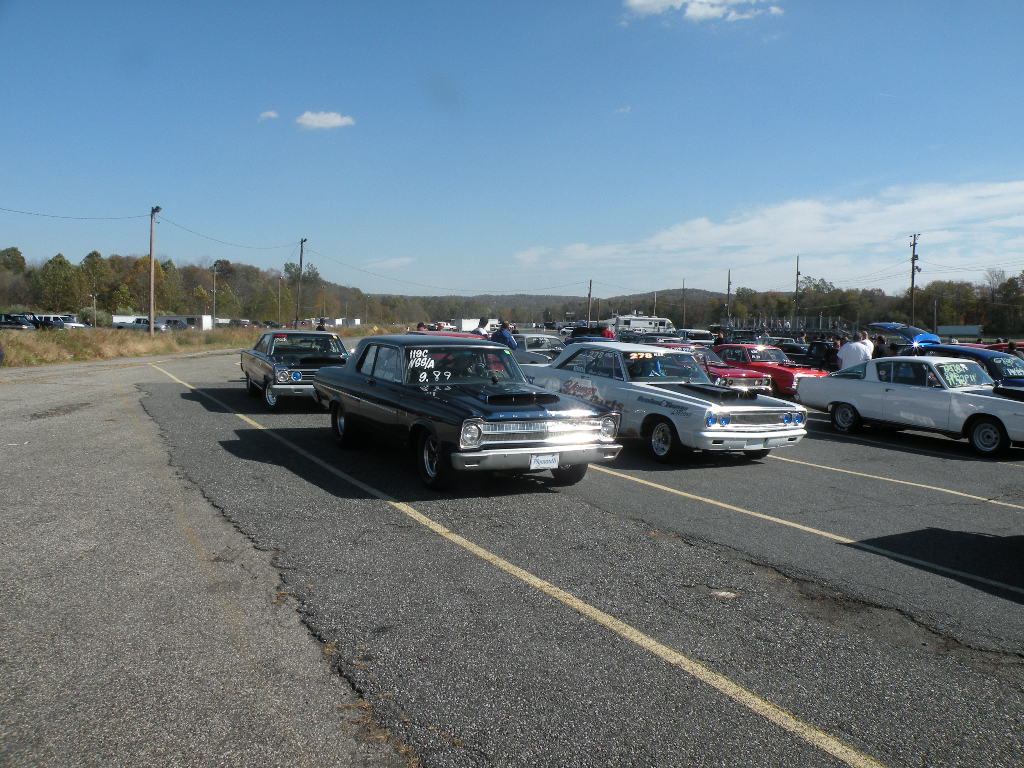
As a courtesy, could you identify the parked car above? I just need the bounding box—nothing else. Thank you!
[905,344,1024,391]
[38,314,86,329]
[674,328,716,345]
[713,344,830,395]
[241,330,349,409]
[646,342,772,393]
[796,356,1024,455]
[511,332,565,364]
[802,339,839,370]
[312,335,622,489]
[0,314,36,330]
[521,341,806,462]
[113,317,169,332]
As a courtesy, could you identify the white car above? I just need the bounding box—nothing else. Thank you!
[796,356,1024,456]
[522,341,806,461]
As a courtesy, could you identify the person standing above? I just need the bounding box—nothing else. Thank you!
[601,324,615,339]
[837,335,870,369]
[489,321,518,349]
[473,317,489,336]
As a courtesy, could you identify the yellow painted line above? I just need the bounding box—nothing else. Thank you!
[591,464,1024,598]
[769,455,1024,513]
[149,363,888,768]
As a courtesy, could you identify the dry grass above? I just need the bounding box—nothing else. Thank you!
[0,324,406,367]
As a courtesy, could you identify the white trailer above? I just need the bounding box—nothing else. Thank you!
[602,313,676,334]
[156,314,213,331]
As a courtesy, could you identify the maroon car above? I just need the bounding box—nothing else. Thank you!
[648,342,773,393]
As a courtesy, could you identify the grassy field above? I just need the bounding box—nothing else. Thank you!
[0,325,400,367]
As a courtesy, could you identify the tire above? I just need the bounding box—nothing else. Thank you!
[743,449,770,460]
[330,402,358,448]
[646,417,682,463]
[830,402,862,433]
[549,463,588,486]
[263,382,279,410]
[967,416,1009,456]
[416,430,454,490]
[245,374,258,398]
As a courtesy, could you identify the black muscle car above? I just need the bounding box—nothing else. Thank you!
[241,330,349,409]
[313,335,622,489]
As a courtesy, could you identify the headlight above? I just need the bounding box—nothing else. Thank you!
[706,414,717,428]
[793,411,805,425]
[713,376,722,386]
[718,414,731,426]
[276,369,291,383]
[600,415,619,439]
[782,412,793,424]
[460,419,483,448]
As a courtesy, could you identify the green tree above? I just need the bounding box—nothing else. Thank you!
[33,253,86,310]
[0,246,26,273]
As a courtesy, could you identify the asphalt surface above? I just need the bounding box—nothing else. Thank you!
[3,349,1023,767]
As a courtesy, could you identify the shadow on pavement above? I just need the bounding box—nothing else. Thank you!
[848,528,1024,604]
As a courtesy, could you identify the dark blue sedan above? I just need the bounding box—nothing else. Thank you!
[907,344,1024,389]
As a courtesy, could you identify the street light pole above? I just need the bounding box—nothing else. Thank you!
[148,205,161,337]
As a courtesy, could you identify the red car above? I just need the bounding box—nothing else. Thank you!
[713,344,829,396]
[648,342,773,393]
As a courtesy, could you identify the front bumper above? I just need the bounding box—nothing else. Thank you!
[267,383,318,399]
[690,428,805,451]
[450,442,622,471]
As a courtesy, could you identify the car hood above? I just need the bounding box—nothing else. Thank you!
[705,363,766,378]
[422,381,605,417]
[868,322,941,345]
[646,382,765,403]
[272,354,347,367]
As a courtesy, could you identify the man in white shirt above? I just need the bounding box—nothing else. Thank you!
[837,332,873,369]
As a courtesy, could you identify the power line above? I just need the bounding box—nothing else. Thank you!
[0,204,148,220]
[156,215,295,250]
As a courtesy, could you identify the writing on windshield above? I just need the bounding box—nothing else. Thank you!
[936,361,993,388]
[406,347,523,384]
[624,352,710,383]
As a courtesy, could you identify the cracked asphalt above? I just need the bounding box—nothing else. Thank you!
[2,350,1022,767]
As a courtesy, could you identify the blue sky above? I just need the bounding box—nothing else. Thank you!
[3,0,1024,298]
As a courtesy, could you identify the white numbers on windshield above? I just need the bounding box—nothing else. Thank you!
[417,370,452,382]
[408,349,435,370]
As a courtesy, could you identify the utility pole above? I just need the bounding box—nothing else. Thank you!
[726,270,732,326]
[277,276,282,326]
[586,279,593,324]
[653,291,658,316]
[910,234,921,326]
[682,279,686,327]
[212,263,217,325]
[793,254,801,329]
[293,237,307,328]
[148,205,161,337]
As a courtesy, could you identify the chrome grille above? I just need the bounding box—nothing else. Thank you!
[479,419,607,445]
[729,411,794,426]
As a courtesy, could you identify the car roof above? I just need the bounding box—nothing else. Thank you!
[361,334,503,348]
[915,344,1005,360]
[717,343,781,350]
[267,330,340,336]
[561,340,695,354]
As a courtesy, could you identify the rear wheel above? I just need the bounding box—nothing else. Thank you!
[330,402,358,448]
[968,416,1009,456]
[417,430,454,490]
[830,402,861,433]
[549,463,588,486]
[647,417,681,463]
[263,383,279,409]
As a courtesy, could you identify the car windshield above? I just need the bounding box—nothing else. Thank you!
[748,347,789,363]
[623,352,710,383]
[269,334,347,358]
[697,348,727,365]
[935,361,994,388]
[990,355,1024,378]
[406,346,526,384]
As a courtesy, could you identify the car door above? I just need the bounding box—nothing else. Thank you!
[881,360,951,429]
[363,344,406,435]
[345,344,380,425]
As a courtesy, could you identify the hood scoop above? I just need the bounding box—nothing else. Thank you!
[470,383,560,406]
[649,382,758,401]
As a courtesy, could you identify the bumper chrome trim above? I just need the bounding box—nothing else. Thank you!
[451,442,622,471]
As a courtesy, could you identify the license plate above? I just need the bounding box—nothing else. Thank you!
[530,453,559,470]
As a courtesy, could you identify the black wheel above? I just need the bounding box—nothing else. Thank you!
[416,430,454,490]
[743,449,770,460]
[646,417,681,463]
[549,463,588,486]
[245,374,258,398]
[263,382,279,410]
[330,402,358,448]
[830,402,862,433]
[968,416,1009,456]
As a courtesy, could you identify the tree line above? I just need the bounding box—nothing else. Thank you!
[2,246,1024,334]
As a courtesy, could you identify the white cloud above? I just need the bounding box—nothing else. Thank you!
[521,181,1024,294]
[614,105,633,114]
[625,0,783,22]
[366,257,413,270]
[258,110,279,121]
[296,111,356,130]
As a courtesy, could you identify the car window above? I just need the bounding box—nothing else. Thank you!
[833,362,867,379]
[583,350,623,379]
[875,362,892,382]
[936,361,994,388]
[557,349,591,372]
[373,346,402,382]
[357,345,378,375]
[749,347,788,363]
[990,355,1024,378]
[406,346,524,384]
[255,335,270,353]
[892,361,932,387]
[623,352,709,383]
